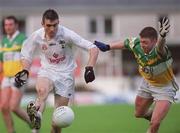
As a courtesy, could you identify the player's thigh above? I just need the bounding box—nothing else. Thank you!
[54,94,69,108]
[36,77,53,97]
[1,88,12,108]
[135,95,153,114]
[9,89,22,109]
[151,100,171,123]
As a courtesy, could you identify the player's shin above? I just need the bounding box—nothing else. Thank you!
[35,97,46,113]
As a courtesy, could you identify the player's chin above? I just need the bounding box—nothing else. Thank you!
[49,33,55,37]
[48,32,56,37]
[142,47,148,52]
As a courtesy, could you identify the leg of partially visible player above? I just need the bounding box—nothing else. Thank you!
[147,100,171,133]
[135,95,154,121]
[1,88,15,133]
[0,67,3,111]
[9,88,31,124]
[51,95,70,133]
[0,89,1,111]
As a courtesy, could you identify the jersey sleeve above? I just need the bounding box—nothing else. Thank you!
[64,27,96,50]
[124,38,131,50]
[124,37,139,51]
[21,32,37,63]
[155,45,172,61]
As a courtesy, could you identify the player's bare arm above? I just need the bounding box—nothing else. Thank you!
[21,59,32,71]
[87,47,99,67]
[156,17,170,56]
[110,41,125,49]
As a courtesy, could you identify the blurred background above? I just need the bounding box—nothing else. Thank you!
[0,0,180,133]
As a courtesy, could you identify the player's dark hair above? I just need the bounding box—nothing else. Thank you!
[139,27,158,40]
[2,16,18,34]
[42,9,59,23]
[3,16,18,24]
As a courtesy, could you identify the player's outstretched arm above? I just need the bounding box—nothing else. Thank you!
[14,32,36,88]
[157,17,170,55]
[94,40,125,52]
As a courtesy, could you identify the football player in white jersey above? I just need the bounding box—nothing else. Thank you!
[14,9,99,133]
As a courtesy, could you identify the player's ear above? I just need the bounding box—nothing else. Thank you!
[41,21,44,26]
[151,38,157,44]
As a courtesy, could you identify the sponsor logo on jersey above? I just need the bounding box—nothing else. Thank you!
[59,39,65,44]
[53,53,59,58]
[49,55,65,64]
[49,43,56,46]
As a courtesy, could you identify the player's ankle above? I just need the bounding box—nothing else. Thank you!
[37,111,42,119]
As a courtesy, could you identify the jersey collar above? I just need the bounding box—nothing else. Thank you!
[7,30,20,42]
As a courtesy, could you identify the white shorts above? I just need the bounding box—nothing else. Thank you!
[1,77,23,90]
[38,68,75,99]
[137,79,179,103]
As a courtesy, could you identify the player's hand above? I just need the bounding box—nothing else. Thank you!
[94,41,110,52]
[14,69,29,87]
[159,17,170,38]
[84,66,95,83]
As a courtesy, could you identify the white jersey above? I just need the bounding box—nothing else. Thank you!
[21,25,96,72]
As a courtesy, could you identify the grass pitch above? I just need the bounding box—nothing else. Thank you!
[0,104,180,133]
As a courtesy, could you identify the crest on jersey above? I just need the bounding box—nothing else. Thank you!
[42,44,48,50]
[59,39,65,49]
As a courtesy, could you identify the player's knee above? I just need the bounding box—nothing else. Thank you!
[37,88,48,96]
[1,104,10,113]
[10,105,18,113]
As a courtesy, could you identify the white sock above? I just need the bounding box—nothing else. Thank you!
[37,111,42,119]
[31,129,39,133]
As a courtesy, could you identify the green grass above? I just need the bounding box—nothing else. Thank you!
[0,104,180,133]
